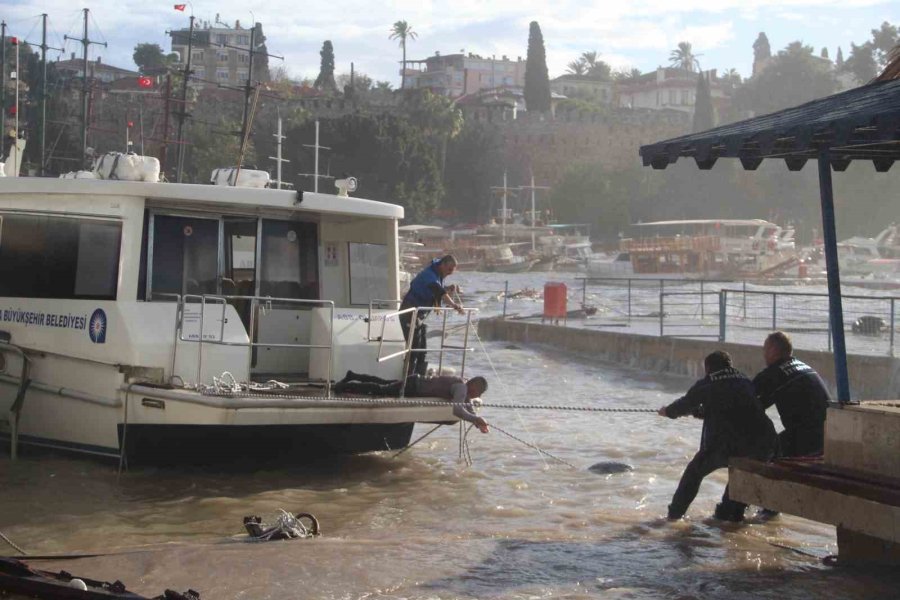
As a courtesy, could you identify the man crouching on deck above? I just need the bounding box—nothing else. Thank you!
[334,371,490,433]
[658,351,776,522]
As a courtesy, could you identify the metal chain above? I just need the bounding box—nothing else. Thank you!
[194,389,656,413]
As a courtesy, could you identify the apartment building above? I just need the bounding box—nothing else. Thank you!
[403,52,526,97]
[170,19,261,88]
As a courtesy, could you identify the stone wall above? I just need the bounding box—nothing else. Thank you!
[477,318,900,400]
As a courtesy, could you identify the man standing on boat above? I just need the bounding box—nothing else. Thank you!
[753,331,831,457]
[658,350,776,522]
[400,255,464,377]
[333,371,490,433]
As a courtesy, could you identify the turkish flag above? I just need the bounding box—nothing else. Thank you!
[137,76,153,88]
[174,4,186,11]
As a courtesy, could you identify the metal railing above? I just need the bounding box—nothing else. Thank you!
[371,303,478,396]
[175,294,335,392]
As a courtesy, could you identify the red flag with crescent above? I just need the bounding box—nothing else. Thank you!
[174,4,186,11]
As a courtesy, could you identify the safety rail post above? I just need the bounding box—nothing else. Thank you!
[742,280,747,319]
[772,292,777,331]
[460,310,472,377]
[700,280,705,320]
[828,315,832,353]
[890,298,894,356]
[659,290,664,336]
[197,295,206,384]
[581,278,587,308]
[502,280,509,319]
[718,290,727,342]
[627,278,632,321]
[438,308,449,374]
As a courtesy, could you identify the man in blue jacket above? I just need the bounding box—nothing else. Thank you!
[400,255,464,377]
[659,350,777,522]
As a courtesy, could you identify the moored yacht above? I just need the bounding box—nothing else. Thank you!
[0,174,475,464]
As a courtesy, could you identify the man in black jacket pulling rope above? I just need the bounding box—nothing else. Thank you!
[659,351,777,522]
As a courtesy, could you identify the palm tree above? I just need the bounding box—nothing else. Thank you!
[669,41,701,72]
[566,59,587,75]
[389,20,418,91]
[581,51,599,70]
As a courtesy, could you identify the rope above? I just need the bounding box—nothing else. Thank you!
[490,423,579,470]
[0,529,26,555]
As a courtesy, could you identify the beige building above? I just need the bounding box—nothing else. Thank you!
[550,74,615,104]
[403,52,526,97]
[170,19,259,88]
[616,67,731,115]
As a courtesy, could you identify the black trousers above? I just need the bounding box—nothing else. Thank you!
[400,311,428,377]
[668,448,742,519]
[340,374,420,397]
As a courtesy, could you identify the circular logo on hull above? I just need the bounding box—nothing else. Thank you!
[89,309,107,344]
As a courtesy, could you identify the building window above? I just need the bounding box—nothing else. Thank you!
[217,52,229,63]
[238,53,248,64]
[194,67,205,79]
[682,90,690,105]
[237,70,248,81]
[217,69,229,80]
[0,214,122,300]
[192,51,204,62]
[669,90,677,105]
[236,35,250,45]
[216,34,227,45]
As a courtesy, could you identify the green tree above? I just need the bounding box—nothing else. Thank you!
[133,43,175,74]
[737,41,837,115]
[613,68,642,81]
[669,41,700,72]
[836,46,844,67]
[550,164,638,240]
[566,60,587,75]
[871,21,899,67]
[389,20,417,90]
[315,40,337,93]
[692,73,714,133]
[524,21,551,112]
[841,42,878,83]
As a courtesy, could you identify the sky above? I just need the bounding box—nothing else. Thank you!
[1,0,898,85]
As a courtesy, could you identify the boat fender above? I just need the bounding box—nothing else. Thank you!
[69,578,88,590]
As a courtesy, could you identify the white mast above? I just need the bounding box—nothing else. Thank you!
[298,119,332,193]
[269,115,290,190]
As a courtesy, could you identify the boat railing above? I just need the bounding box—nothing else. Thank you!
[368,302,478,394]
[176,294,335,394]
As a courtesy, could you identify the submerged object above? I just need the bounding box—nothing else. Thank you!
[588,461,634,474]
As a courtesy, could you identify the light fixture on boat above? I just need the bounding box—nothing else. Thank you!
[334,177,357,197]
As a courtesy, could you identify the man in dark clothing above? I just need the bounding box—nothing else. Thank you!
[333,371,489,433]
[753,331,831,457]
[659,351,777,522]
[400,255,464,377]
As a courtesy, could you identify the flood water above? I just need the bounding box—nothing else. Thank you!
[2,272,899,599]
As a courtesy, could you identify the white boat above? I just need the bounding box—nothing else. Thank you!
[587,219,797,279]
[0,175,474,464]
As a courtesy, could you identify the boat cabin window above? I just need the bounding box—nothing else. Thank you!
[150,215,219,298]
[259,220,318,299]
[0,213,121,300]
[348,242,389,305]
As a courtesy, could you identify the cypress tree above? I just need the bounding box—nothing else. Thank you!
[524,21,551,112]
[692,72,714,133]
[315,40,337,92]
[752,32,771,75]
[836,46,844,67]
